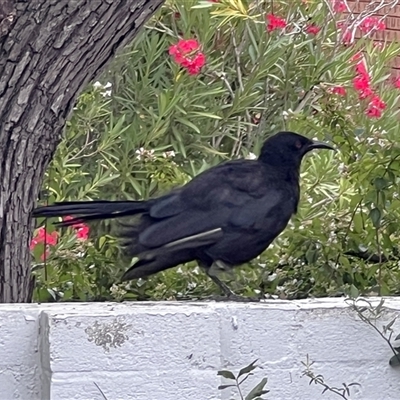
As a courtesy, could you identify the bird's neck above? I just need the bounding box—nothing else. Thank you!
[259,153,302,181]
[259,156,301,212]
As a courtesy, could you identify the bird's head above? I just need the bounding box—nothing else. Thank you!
[258,131,335,169]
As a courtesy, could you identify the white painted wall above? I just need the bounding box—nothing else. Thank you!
[1,298,400,400]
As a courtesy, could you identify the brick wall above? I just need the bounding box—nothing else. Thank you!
[347,0,400,74]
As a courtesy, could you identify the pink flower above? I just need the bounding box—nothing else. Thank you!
[266,14,287,32]
[373,42,384,49]
[76,225,89,240]
[305,24,321,35]
[30,227,59,261]
[30,227,58,249]
[365,106,382,118]
[351,52,362,62]
[63,216,90,240]
[393,76,400,89]
[358,86,374,100]
[370,94,386,110]
[337,22,353,44]
[352,59,373,99]
[169,39,206,75]
[355,61,368,77]
[365,95,386,119]
[359,17,386,33]
[333,0,346,13]
[353,75,370,92]
[331,86,346,96]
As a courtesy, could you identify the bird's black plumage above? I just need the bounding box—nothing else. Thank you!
[32,131,334,299]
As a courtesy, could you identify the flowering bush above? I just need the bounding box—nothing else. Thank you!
[34,0,400,301]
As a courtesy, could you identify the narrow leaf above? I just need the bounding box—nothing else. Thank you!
[245,377,269,400]
[217,370,236,380]
[238,359,259,377]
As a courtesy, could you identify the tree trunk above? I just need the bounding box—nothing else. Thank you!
[0,0,164,303]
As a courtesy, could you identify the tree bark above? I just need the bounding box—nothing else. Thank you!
[0,0,164,302]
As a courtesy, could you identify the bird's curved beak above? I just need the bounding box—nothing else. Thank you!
[307,141,336,151]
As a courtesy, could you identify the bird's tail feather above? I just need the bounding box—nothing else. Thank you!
[121,259,174,281]
[121,228,222,281]
[32,200,150,227]
[121,250,194,281]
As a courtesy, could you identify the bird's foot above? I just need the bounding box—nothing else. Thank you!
[227,293,261,302]
[205,293,260,302]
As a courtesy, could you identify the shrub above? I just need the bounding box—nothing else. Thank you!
[32,0,400,302]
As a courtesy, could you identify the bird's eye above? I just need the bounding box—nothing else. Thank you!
[295,140,303,149]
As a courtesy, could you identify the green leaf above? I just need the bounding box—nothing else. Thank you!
[389,354,400,367]
[176,117,200,133]
[33,243,45,262]
[245,377,269,400]
[218,384,236,390]
[353,213,363,233]
[374,177,387,191]
[238,359,259,377]
[217,370,236,380]
[349,285,359,299]
[369,208,381,229]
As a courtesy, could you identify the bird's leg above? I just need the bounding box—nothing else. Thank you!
[207,270,237,298]
[200,261,260,302]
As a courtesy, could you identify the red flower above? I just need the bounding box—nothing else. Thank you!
[342,29,352,44]
[355,61,368,77]
[352,59,375,100]
[305,24,321,35]
[352,59,372,97]
[333,0,346,13]
[360,17,386,33]
[331,86,346,96]
[30,227,58,249]
[373,42,384,49]
[365,106,382,118]
[353,75,370,92]
[169,39,206,75]
[365,95,386,118]
[169,39,199,63]
[63,215,90,240]
[358,86,374,100]
[351,52,362,62]
[337,22,353,44]
[76,225,89,240]
[370,94,386,110]
[393,76,400,89]
[266,14,287,32]
[63,215,82,228]
[30,227,59,260]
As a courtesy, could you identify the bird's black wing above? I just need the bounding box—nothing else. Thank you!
[138,160,288,252]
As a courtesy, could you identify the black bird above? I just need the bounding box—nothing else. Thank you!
[32,131,334,300]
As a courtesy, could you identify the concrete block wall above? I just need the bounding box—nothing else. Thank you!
[1,298,400,399]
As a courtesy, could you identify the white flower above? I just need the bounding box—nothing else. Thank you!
[135,147,155,161]
[163,150,176,158]
[267,273,277,282]
[246,152,257,160]
[93,81,112,97]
